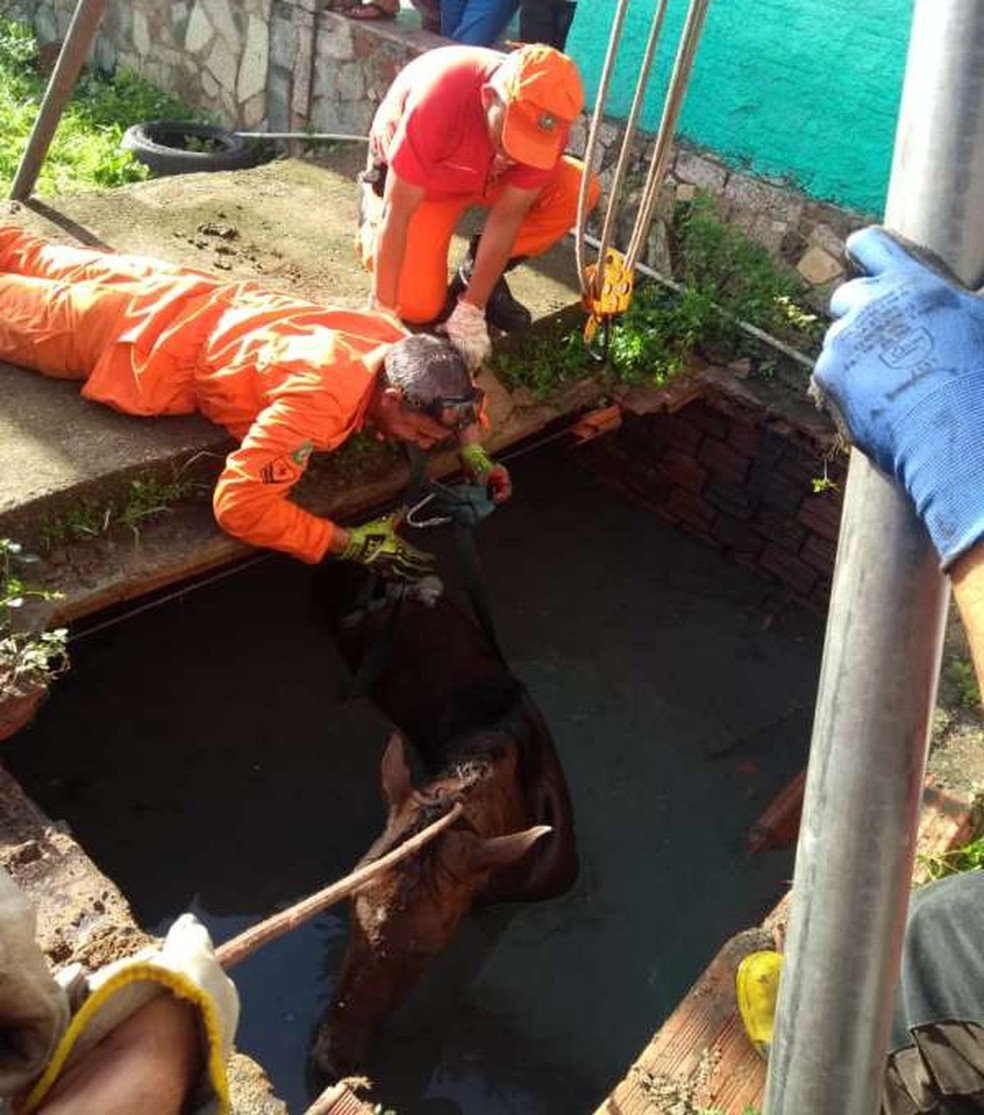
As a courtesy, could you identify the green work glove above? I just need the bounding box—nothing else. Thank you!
[458,443,513,504]
[340,512,435,581]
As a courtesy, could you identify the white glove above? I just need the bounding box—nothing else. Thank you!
[440,298,491,371]
[19,914,240,1115]
[0,870,70,1098]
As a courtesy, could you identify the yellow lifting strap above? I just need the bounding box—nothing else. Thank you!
[573,0,711,357]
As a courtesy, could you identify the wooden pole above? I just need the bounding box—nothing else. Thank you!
[10,0,110,201]
[215,802,464,970]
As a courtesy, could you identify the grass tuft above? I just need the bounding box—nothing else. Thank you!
[0,15,208,194]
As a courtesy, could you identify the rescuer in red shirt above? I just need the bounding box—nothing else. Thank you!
[358,42,600,370]
[0,225,507,578]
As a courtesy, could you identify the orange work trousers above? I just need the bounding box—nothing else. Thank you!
[0,226,229,415]
[360,156,600,324]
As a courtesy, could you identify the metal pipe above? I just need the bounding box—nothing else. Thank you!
[764,3,984,1112]
[625,0,711,271]
[9,0,110,201]
[233,132,368,142]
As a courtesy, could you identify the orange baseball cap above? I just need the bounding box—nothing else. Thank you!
[493,44,585,171]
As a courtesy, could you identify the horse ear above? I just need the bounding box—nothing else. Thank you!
[470,825,552,871]
[381,730,413,813]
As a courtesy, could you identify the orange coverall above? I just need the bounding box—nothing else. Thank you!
[0,226,407,562]
[362,46,599,323]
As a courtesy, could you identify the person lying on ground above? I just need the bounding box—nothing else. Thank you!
[0,226,511,581]
[0,866,238,1115]
[739,225,984,1113]
[357,42,600,370]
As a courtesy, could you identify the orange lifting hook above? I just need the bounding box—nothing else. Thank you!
[582,247,634,362]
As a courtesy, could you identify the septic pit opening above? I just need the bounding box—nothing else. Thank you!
[5,440,824,1114]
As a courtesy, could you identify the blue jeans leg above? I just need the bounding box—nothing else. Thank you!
[444,0,518,45]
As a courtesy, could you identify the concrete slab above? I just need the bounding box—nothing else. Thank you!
[0,151,591,619]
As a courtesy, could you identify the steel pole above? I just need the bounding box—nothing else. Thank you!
[764,4,984,1112]
[9,0,110,201]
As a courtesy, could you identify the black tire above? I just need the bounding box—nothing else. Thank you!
[121,121,260,177]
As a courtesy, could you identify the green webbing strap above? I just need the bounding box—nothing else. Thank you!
[344,577,405,700]
[406,446,505,663]
[452,517,506,664]
[344,447,430,700]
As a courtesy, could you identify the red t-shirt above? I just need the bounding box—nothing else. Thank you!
[369,45,565,200]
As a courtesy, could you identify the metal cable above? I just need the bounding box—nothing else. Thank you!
[625,0,712,271]
[576,0,712,296]
[574,0,632,290]
[592,0,671,289]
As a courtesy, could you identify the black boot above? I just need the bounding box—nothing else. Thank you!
[446,235,533,333]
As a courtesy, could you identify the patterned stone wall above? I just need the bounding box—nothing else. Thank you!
[582,396,846,611]
[9,2,863,304]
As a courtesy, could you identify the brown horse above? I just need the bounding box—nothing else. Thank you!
[310,566,578,1080]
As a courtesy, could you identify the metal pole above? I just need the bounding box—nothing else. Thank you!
[9,0,110,201]
[764,3,984,1112]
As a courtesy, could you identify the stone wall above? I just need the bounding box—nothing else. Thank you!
[7,0,440,133]
[582,394,847,611]
[10,2,863,302]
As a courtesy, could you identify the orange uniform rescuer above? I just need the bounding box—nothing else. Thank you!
[0,225,490,578]
[359,42,600,370]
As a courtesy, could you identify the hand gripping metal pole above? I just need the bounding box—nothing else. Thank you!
[764,4,984,1112]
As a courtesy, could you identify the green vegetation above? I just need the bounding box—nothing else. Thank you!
[701,1107,760,1115]
[491,328,594,400]
[918,834,984,884]
[0,15,206,194]
[947,655,982,712]
[40,470,203,551]
[673,194,823,348]
[0,538,67,699]
[491,192,825,401]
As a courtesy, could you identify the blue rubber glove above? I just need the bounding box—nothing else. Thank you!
[812,225,984,568]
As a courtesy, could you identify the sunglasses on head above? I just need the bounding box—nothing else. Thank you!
[408,387,486,432]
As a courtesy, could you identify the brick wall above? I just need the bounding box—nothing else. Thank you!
[582,397,846,611]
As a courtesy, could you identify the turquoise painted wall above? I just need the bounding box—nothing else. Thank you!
[567,0,915,216]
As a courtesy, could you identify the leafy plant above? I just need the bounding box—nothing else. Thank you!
[918,834,984,883]
[700,1108,759,1115]
[0,16,209,194]
[40,470,202,551]
[0,539,68,699]
[947,656,981,712]
[490,328,592,400]
[671,193,822,355]
[492,192,825,402]
[608,282,720,383]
